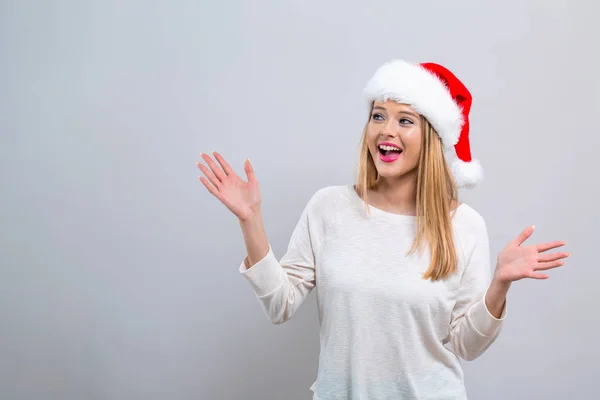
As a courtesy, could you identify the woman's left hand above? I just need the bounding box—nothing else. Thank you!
[494,225,570,283]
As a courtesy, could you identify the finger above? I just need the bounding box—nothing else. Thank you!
[212,151,235,176]
[200,153,226,182]
[199,176,221,198]
[197,162,221,189]
[535,260,565,271]
[537,251,570,263]
[513,225,535,247]
[536,241,567,253]
[528,271,550,280]
[244,158,256,184]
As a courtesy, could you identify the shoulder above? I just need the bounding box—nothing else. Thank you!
[306,184,353,209]
[452,203,488,237]
[451,204,491,264]
[300,185,355,227]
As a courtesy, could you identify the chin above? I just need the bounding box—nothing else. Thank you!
[375,165,406,178]
[375,162,417,180]
[377,171,407,180]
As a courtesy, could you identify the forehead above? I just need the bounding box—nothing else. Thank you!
[372,100,417,114]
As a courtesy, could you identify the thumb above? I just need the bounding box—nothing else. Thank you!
[244,158,256,183]
[512,225,535,247]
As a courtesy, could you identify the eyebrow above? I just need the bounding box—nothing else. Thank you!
[372,106,419,119]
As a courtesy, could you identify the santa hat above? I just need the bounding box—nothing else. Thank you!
[363,59,482,188]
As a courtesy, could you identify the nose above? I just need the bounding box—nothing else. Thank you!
[380,119,399,137]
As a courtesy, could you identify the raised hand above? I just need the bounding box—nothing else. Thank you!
[494,225,570,283]
[197,151,261,221]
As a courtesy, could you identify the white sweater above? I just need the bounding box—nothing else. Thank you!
[239,185,506,400]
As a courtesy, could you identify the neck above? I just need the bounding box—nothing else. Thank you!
[371,173,418,215]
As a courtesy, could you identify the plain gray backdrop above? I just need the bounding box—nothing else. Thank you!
[1,0,598,399]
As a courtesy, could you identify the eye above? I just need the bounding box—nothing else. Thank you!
[371,113,384,121]
[399,118,413,125]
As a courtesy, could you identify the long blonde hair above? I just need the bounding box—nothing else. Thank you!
[355,105,459,281]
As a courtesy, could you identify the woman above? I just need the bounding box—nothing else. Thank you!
[197,60,569,399]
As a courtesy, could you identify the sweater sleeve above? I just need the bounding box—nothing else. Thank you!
[238,193,321,324]
[447,219,507,361]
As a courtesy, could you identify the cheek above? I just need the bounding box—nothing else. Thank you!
[366,123,378,138]
[366,127,379,149]
[401,129,422,153]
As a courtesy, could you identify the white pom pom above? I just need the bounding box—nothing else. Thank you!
[451,158,483,188]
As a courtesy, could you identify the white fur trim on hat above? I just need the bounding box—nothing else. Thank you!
[363,60,463,149]
[450,158,483,188]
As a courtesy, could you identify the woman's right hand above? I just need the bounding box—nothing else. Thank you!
[197,151,261,221]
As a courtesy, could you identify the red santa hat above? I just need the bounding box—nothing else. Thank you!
[363,60,482,188]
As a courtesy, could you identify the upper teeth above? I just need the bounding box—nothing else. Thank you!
[379,145,401,151]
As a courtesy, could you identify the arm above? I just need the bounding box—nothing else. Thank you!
[485,279,511,319]
[447,221,506,361]
[239,212,270,268]
[238,195,319,324]
[447,223,569,361]
[197,152,318,324]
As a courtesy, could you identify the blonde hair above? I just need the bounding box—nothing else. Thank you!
[355,105,459,281]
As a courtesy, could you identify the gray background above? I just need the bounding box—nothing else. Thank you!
[1,0,598,399]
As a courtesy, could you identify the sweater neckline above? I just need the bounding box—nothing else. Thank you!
[346,184,464,222]
[347,184,417,222]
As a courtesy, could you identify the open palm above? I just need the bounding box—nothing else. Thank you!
[494,226,569,282]
[197,152,261,221]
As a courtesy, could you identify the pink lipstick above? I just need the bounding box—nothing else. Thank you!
[377,141,403,163]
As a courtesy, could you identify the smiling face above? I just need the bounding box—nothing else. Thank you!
[366,100,423,182]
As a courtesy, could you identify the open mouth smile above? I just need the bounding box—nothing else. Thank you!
[377,142,403,163]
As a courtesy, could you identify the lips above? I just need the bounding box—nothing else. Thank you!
[377,141,403,163]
